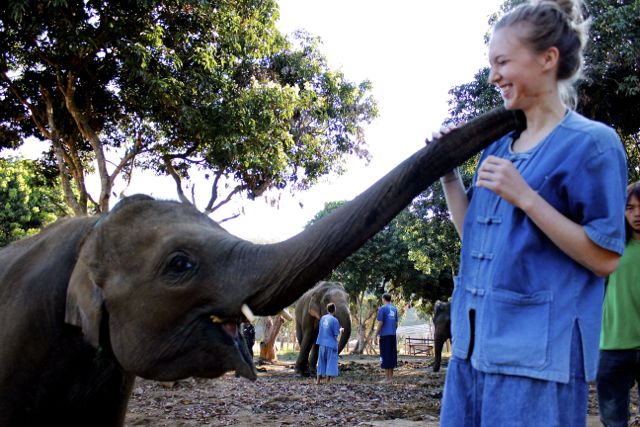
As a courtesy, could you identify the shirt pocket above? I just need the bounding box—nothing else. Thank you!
[483,288,552,369]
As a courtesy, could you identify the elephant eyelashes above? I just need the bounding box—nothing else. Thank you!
[163,253,196,276]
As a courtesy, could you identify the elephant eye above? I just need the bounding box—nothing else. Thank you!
[164,253,195,276]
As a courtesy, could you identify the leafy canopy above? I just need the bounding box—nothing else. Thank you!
[0,0,377,215]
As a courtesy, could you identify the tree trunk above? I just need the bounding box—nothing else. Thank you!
[364,316,378,355]
[258,310,291,362]
[352,305,377,354]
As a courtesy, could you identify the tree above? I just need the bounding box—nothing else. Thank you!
[580,0,640,181]
[397,179,467,306]
[258,309,292,363]
[0,1,377,215]
[0,157,68,246]
[579,0,640,139]
[306,201,451,353]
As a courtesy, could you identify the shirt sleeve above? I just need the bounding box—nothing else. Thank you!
[566,128,627,255]
[333,318,341,337]
[376,307,384,321]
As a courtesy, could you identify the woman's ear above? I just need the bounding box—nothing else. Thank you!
[541,46,559,71]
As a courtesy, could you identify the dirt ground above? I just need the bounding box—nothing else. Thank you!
[125,354,635,426]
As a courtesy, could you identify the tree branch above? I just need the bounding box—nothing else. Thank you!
[204,170,223,212]
[0,72,49,139]
[163,156,192,205]
[41,88,85,216]
[110,133,148,198]
[205,185,243,214]
[218,212,242,223]
[58,70,112,212]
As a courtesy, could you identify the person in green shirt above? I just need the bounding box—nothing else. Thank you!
[597,181,640,427]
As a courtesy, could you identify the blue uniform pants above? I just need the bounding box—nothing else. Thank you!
[441,325,588,426]
[379,335,397,369]
[317,345,339,377]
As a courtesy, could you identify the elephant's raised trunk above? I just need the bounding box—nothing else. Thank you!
[246,107,526,315]
[333,306,351,354]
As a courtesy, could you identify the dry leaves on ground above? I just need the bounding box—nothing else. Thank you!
[126,355,443,426]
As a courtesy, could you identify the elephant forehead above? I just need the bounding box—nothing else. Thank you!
[324,288,348,300]
[100,224,233,262]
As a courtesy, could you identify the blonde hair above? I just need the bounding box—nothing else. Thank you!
[494,0,590,109]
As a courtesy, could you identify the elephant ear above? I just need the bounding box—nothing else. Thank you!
[64,253,104,348]
[308,290,322,320]
[64,197,152,347]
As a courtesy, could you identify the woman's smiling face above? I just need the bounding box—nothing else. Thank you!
[488,26,557,111]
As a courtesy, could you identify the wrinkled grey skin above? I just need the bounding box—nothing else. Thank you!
[432,300,452,372]
[294,281,351,376]
[0,108,524,426]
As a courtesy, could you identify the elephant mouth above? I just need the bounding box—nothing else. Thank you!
[209,304,257,381]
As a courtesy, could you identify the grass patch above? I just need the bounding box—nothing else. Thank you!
[277,350,298,361]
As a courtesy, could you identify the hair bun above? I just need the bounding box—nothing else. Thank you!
[535,0,585,24]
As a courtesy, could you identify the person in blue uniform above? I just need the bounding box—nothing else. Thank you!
[315,302,343,384]
[376,293,399,383]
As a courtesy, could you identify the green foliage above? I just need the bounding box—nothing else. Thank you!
[396,173,480,306]
[444,68,502,126]
[307,201,453,309]
[580,0,640,137]
[0,0,377,214]
[0,157,68,246]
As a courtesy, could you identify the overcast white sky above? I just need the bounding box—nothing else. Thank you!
[14,0,504,241]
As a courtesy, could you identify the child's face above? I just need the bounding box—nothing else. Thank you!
[625,194,640,236]
[488,26,557,111]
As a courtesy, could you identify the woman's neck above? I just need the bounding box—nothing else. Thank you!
[512,101,566,152]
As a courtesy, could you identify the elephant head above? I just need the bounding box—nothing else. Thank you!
[0,107,524,425]
[305,281,351,353]
[294,281,351,375]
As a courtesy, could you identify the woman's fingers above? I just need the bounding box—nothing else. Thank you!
[425,125,456,146]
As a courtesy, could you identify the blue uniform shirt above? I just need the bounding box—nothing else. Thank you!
[377,304,398,336]
[316,314,341,349]
[452,111,627,383]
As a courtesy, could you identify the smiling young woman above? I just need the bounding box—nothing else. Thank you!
[434,1,629,426]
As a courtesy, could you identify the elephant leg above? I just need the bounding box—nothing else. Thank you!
[295,320,303,349]
[295,332,315,376]
[433,334,445,372]
[309,343,319,375]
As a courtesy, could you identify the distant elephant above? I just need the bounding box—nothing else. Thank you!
[0,107,524,426]
[294,281,351,376]
[432,300,452,372]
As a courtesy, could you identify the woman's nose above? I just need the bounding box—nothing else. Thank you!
[488,67,499,85]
